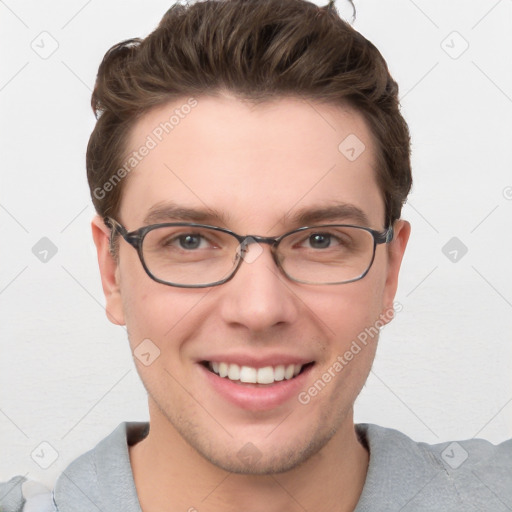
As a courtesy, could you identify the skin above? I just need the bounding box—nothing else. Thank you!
[92,92,410,512]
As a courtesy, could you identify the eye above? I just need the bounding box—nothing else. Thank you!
[307,233,335,249]
[145,226,230,256]
[287,228,355,252]
[164,232,214,250]
[175,233,207,250]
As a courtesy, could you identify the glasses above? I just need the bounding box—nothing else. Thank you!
[104,217,394,288]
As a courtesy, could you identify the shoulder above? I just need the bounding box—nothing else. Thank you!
[0,422,147,512]
[355,423,512,512]
[0,477,54,512]
[53,422,146,511]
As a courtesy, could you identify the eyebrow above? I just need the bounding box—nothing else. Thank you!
[143,201,372,230]
[286,203,371,227]
[142,202,229,226]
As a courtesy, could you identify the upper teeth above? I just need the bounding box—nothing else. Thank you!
[210,362,303,384]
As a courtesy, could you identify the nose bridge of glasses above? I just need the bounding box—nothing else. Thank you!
[240,234,278,248]
[239,234,279,256]
[236,235,281,268]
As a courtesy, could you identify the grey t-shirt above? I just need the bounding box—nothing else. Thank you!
[2,422,511,511]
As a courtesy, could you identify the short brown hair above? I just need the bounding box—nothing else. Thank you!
[87,0,412,227]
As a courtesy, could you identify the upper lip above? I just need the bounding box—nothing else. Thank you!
[197,354,315,368]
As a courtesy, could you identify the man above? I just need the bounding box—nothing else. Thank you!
[2,0,511,510]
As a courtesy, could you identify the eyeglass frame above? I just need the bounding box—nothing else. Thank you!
[104,216,394,288]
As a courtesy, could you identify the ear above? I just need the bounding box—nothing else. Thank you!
[381,219,411,318]
[91,215,126,326]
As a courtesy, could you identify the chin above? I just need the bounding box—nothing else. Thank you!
[179,418,338,476]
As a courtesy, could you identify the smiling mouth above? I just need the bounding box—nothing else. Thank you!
[201,361,315,385]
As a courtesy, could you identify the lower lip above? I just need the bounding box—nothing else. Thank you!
[198,363,314,411]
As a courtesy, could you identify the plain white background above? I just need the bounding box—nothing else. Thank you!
[1,0,511,488]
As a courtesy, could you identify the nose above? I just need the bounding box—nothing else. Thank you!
[217,242,299,332]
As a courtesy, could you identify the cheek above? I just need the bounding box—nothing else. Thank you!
[308,274,387,346]
[118,262,213,360]
[118,258,177,350]
[298,280,386,412]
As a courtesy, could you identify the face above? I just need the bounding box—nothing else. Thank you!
[93,93,410,474]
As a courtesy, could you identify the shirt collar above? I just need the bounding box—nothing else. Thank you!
[54,422,147,512]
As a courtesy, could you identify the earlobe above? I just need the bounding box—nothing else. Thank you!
[91,215,126,326]
[382,219,411,316]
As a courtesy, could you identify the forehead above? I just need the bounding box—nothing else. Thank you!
[120,93,384,231]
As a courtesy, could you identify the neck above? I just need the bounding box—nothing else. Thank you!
[130,406,368,512]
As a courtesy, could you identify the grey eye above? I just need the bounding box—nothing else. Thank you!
[308,233,332,249]
[178,234,202,249]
